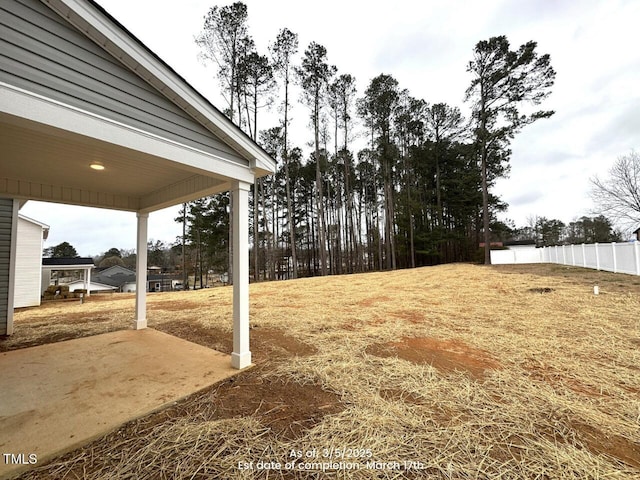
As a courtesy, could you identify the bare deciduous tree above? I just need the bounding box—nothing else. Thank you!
[590,151,640,232]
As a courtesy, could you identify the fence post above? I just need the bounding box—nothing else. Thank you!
[571,245,576,266]
[582,243,586,267]
[634,241,640,276]
[611,242,617,273]
[595,243,600,270]
[562,245,567,264]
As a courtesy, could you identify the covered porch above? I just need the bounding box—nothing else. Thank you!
[0,0,276,369]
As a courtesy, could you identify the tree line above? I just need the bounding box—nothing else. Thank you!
[174,1,558,281]
[508,215,621,247]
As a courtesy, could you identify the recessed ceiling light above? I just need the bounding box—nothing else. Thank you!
[90,162,105,171]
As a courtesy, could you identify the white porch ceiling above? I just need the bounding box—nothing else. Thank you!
[0,112,231,212]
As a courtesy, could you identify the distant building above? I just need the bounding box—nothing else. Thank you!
[92,265,175,293]
[478,242,504,248]
[14,215,49,308]
[504,240,537,249]
[42,257,96,296]
[634,227,640,242]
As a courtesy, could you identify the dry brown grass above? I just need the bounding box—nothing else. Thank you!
[8,263,640,479]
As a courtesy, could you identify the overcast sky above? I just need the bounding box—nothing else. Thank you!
[20,0,640,256]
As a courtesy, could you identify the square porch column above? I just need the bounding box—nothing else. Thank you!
[134,212,148,330]
[231,181,251,369]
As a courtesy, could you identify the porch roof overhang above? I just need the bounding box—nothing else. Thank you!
[0,0,276,214]
[0,85,250,213]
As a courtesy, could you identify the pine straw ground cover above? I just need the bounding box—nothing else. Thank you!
[4,263,640,479]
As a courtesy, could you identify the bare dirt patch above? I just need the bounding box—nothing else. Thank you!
[572,421,640,469]
[389,309,425,323]
[367,336,501,379]
[357,295,392,307]
[207,367,343,440]
[155,321,316,362]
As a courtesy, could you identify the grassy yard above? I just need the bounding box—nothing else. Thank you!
[5,263,640,479]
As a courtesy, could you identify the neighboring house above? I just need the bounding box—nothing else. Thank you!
[93,265,136,293]
[504,240,537,249]
[14,214,49,308]
[479,242,504,248]
[42,257,96,296]
[93,265,175,293]
[0,0,276,369]
[634,227,640,242]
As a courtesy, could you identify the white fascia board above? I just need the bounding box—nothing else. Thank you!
[1,83,255,184]
[43,0,276,175]
[18,214,50,231]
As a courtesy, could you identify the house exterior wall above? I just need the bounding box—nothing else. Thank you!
[41,268,51,294]
[0,0,247,166]
[0,198,14,334]
[14,216,44,308]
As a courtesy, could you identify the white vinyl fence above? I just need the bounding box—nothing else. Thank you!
[491,241,640,276]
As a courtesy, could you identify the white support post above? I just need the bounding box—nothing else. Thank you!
[611,242,617,273]
[571,245,576,266]
[231,181,252,369]
[86,267,91,297]
[562,245,566,265]
[634,241,640,276]
[134,212,148,330]
[582,243,586,267]
[595,243,600,270]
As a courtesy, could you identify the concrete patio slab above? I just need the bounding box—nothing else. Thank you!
[0,328,241,479]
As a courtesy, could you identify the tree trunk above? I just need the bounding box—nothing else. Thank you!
[253,181,259,281]
[283,75,297,279]
[479,89,491,265]
[481,149,491,265]
[314,109,328,276]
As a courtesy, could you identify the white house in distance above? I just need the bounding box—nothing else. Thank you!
[13,213,49,308]
[0,0,276,369]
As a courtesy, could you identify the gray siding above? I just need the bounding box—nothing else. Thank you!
[0,0,246,164]
[0,198,13,334]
